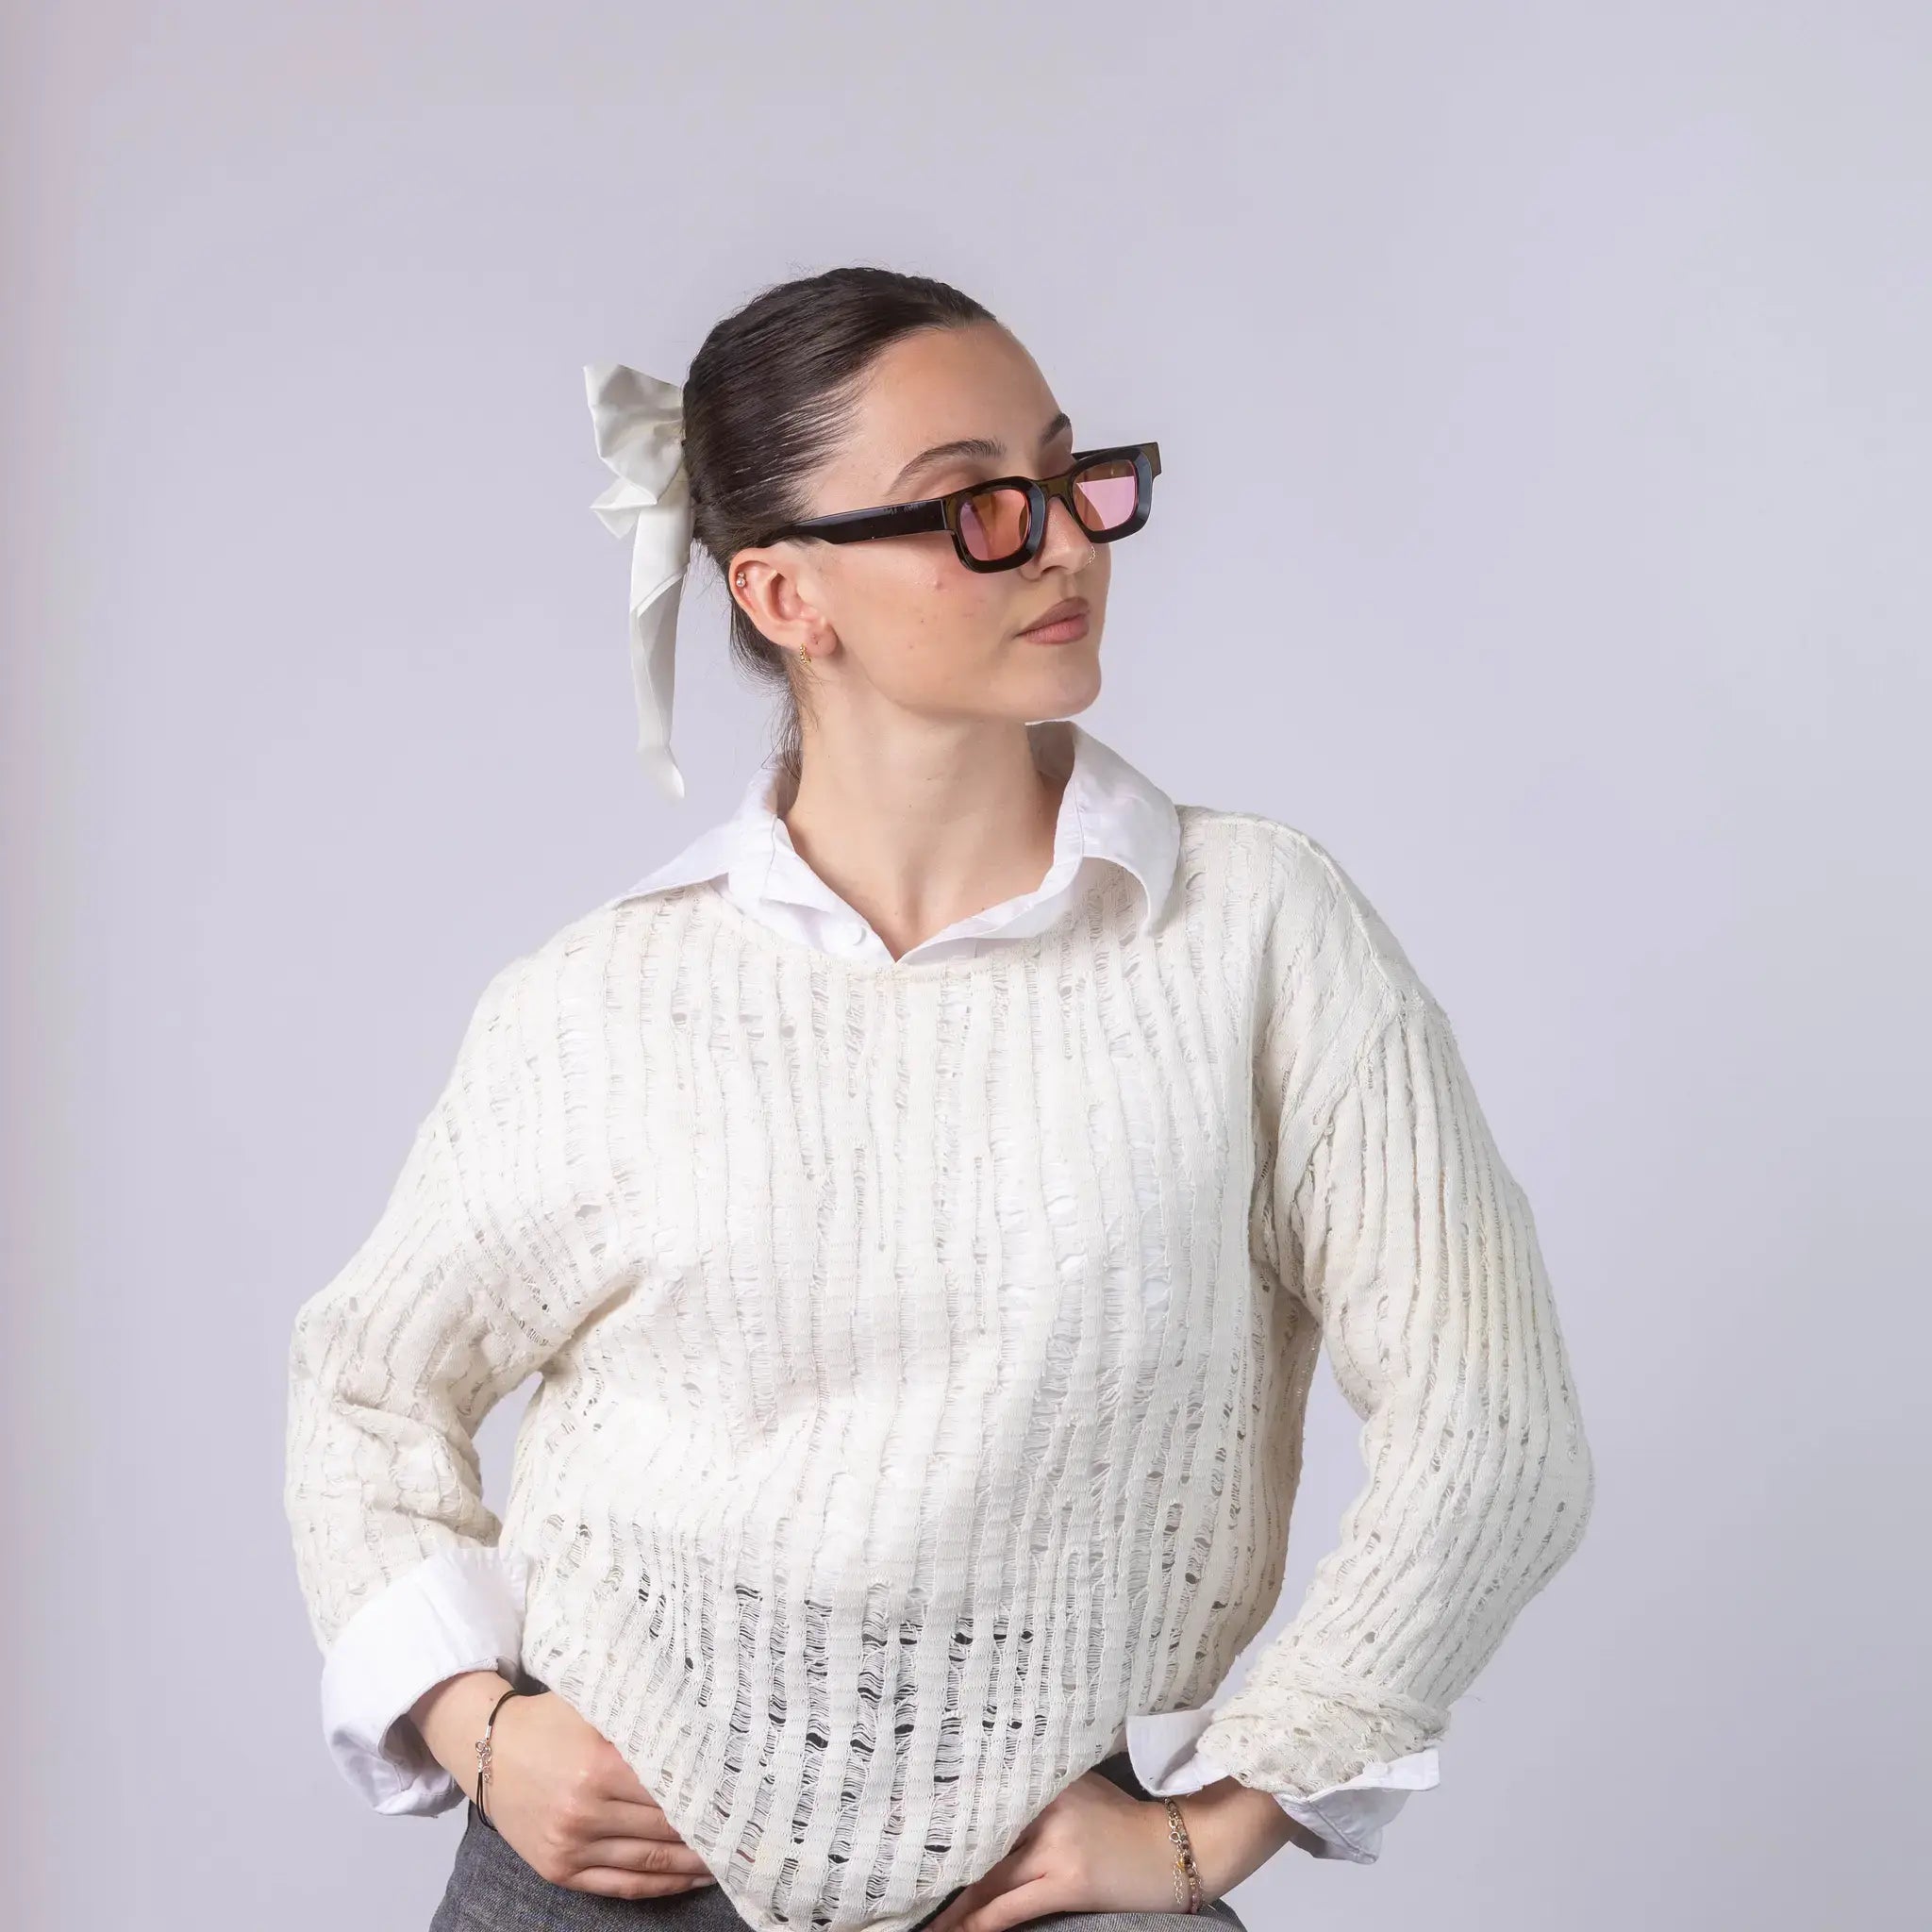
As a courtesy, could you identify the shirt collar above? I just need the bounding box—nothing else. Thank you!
[616,718,1180,934]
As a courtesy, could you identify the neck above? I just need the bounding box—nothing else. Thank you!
[777,716,1071,962]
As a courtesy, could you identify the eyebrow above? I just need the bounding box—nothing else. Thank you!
[888,410,1074,496]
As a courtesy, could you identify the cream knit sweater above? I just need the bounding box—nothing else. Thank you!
[284,806,1593,1932]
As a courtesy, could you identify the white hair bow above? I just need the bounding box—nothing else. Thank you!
[584,361,692,801]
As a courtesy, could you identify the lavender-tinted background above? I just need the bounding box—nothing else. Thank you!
[4,5,1925,1928]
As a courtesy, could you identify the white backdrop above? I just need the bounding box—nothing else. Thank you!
[4,6,1926,1929]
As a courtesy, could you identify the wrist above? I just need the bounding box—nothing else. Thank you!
[408,1669,515,1791]
[1163,1775,1303,1899]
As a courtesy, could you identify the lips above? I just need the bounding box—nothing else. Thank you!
[1020,596,1090,634]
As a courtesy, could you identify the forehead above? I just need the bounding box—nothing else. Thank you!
[817,323,1069,497]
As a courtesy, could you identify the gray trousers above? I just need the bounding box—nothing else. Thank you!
[429,1739,1250,1932]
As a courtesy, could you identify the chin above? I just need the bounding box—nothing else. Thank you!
[1025,650,1104,710]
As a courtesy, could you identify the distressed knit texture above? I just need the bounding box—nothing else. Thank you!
[284,806,1593,1932]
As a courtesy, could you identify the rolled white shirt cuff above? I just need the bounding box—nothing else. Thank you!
[318,1544,529,1815]
[1125,1704,1441,1863]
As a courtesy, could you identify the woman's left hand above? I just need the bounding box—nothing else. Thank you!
[918,1770,1225,1932]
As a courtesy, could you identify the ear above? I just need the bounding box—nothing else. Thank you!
[727,547,838,658]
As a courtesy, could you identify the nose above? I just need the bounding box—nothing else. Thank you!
[1032,492,1096,573]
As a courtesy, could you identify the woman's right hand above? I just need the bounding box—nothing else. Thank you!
[409,1671,720,1899]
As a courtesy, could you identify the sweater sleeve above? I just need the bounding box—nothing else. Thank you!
[283,954,622,1671]
[1193,916,1595,1803]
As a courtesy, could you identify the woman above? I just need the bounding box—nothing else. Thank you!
[284,265,1595,1932]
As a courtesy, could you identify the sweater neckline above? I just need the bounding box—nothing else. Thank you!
[693,865,1140,981]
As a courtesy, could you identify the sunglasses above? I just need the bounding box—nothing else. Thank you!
[749,441,1162,574]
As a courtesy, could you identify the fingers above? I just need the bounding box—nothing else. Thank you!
[587,1735,669,1804]
[575,1792,690,1841]
[924,1874,1061,1932]
[917,1844,1039,1932]
[570,1832,716,1881]
[548,1824,722,1898]
[565,1865,720,1899]
[567,1745,696,1840]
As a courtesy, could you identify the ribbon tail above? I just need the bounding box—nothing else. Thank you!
[627,574,687,802]
[635,741,686,802]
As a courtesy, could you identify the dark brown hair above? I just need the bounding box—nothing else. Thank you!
[681,264,998,783]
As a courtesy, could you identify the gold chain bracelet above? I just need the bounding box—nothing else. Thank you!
[1160,1796,1204,1913]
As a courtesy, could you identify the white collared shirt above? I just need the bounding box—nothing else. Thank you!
[627,715,1185,967]
[316,717,1437,1864]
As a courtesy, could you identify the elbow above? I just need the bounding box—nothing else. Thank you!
[1459,1381,1594,1579]
[1516,1391,1594,1583]
[1552,1407,1595,1563]
[1542,1323,1596,1553]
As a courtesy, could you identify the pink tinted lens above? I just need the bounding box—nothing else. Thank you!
[958,485,1032,561]
[1073,459,1139,531]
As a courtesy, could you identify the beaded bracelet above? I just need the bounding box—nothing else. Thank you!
[475,1685,526,1827]
[1161,1796,1204,1913]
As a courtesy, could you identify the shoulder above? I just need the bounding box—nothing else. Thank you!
[445,883,699,1075]
[1174,803,1429,1010]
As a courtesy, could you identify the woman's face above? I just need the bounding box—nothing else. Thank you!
[730,321,1111,730]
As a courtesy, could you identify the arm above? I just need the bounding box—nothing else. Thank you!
[284,955,621,1811]
[1193,900,1595,1811]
